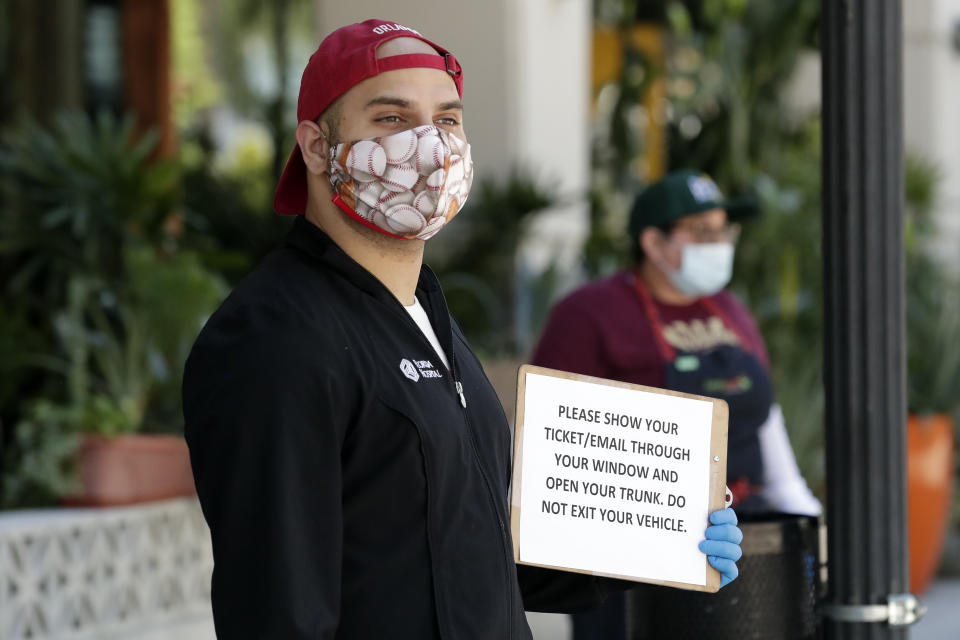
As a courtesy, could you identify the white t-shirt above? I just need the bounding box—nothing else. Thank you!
[404,297,450,370]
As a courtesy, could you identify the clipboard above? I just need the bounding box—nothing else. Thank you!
[510,364,729,592]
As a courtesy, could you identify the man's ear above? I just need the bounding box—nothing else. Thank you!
[296,120,331,176]
[640,227,664,261]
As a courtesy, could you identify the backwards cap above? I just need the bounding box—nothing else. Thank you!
[273,19,464,216]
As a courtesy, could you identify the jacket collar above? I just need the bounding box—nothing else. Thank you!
[284,215,444,306]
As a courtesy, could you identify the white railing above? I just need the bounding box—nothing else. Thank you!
[0,498,215,640]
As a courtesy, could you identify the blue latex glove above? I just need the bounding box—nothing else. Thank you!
[698,507,743,587]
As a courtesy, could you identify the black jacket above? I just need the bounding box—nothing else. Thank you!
[183,216,617,639]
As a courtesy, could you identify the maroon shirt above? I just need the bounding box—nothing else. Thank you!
[530,270,769,388]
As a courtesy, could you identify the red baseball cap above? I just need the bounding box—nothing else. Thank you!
[273,19,464,216]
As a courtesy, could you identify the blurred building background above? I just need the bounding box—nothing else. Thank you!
[1,1,958,639]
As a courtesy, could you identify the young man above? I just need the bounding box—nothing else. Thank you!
[183,21,743,639]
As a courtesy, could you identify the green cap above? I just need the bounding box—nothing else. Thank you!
[628,170,756,238]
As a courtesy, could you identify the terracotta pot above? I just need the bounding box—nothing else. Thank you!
[62,433,197,507]
[907,413,956,594]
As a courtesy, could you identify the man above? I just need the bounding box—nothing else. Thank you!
[183,21,743,639]
[532,170,819,639]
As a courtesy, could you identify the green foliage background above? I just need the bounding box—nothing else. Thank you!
[0,113,229,506]
[589,0,960,499]
[2,0,957,517]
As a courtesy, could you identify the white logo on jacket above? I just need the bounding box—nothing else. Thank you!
[400,359,420,381]
[399,358,443,382]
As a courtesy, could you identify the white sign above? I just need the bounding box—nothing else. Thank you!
[511,366,728,591]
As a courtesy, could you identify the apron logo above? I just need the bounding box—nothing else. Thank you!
[704,375,753,394]
[674,354,700,372]
[400,359,420,381]
[663,317,739,353]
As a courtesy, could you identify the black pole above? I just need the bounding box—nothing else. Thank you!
[821,1,912,639]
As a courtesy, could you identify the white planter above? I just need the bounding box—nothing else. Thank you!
[0,498,214,640]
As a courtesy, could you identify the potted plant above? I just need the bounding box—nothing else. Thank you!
[905,275,959,593]
[70,247,225,505]
[4,247,225,506]
[904,158,959,594]
[0,112,225,508]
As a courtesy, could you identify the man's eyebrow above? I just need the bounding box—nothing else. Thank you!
[437,100,463,112]
[364,96,412,109]
[363,96,464,112]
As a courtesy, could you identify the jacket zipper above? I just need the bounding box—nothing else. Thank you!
[389,288,516,636]
[449,350,516,640]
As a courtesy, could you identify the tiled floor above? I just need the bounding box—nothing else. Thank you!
[913,578,960,639]
[527,611,571,640]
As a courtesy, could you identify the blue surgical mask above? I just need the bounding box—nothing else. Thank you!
[666,242,735,297]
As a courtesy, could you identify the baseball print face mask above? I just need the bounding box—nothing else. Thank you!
[328,125,473,240]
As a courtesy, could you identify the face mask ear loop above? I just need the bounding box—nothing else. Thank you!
[315,127,335,177]
[650,229,683,280]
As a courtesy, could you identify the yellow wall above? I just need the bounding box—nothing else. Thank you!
[592,24,666,182]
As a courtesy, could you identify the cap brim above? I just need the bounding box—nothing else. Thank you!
[273,144,308,216]
[721,195,760,221]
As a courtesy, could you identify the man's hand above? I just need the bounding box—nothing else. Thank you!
[697,507,743,587]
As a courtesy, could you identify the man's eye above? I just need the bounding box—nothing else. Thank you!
[436,117,460,126]
[377,115,402,124]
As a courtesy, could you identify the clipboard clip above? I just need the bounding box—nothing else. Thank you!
[724,486,733,508]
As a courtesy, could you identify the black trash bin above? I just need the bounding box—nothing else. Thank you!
[628,514,821,640]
